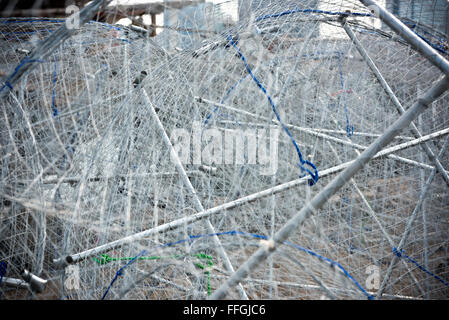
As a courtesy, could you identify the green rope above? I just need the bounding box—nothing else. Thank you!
[192,253,213,296]
[93,252,213,296]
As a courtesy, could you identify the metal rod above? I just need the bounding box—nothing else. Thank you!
[140,89,248,299]
[0,0,112,99]
[52,102,449,268]
[418,115,430,299]
[18,171,203,185]
[342,20,449,187]
[374,127,449,155]
[327,141,425,296]
[0,277,30,289]
[357,0,449,76]
[217,120,414,140]
[209,76,449,299]
[209,274,422,300]
[376,133,449,298]
[196,96,449,172]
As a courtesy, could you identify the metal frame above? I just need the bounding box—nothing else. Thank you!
[7,0,446,300]
[210,76,449,299]
[51,125,449,268]
[376,134,449,298]
[0,0,112,100]
[140,89,248,299]
[341,20,449,187]
[196,96,449,174]
[210,0,449,299]
[357,0,449,76]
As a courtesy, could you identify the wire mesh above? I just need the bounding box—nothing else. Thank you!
[0,0,448,300]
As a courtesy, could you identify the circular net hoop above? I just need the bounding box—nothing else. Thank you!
[0,0,448,300]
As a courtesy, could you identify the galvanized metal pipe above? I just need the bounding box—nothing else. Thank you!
[357,0,449,76]
[52,112,449,270]
[210,76,449,299]
[342,21,449,187]
[376,133,449,298]
[140,89,248,299]
[0,0,112,99]
[196,96,448,173]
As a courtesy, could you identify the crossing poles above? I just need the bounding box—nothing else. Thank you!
[210,76,449,299]
[341,19,449,187]
[210,0,449,300]
[0,0,112,99]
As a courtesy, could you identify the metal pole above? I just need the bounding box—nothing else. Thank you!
[357,0,449,77]
[196,96,449,172]
[163,0,171,50]
[0,277,29,289]
[327,141,425,296]
[210,76,449,299]
[217,120,414,140]
[210,274,422,300]
[51,111,449,268]
[140,90,248,299]
[342,21,449,187]
[419,115,430,299]
[376,133,449,298]
[0,0,111,99]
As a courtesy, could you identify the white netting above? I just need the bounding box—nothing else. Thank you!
[0,0,448,300]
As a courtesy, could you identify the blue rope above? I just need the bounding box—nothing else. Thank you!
[255,8,371,22]
[402,22,449,57]
[336,54,353,137]
[254,8,448,59]
[0,58,44,93]
[393,248,449,289]
[285,240,373,299]
[101,250,146,300]
[414,32,449,57]
[124,230,374,299]
[0,261,6,300]
[89,21,122,31]
[203,73,248,127]
[226,35,319,185]
[51,58,59,116]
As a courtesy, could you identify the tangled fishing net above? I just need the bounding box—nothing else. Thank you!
[0,0,448,300]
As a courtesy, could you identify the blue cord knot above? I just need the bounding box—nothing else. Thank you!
[225,34,239,47]
[346,124,354,137]
[392,247,403,257]
[298,160,319,186]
